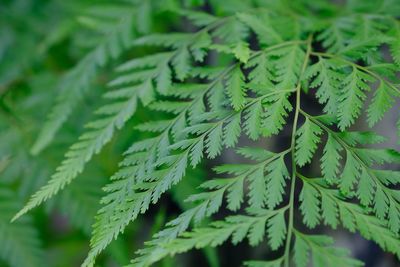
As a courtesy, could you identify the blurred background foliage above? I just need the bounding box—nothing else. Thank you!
[0,0,399,267]
[0,0,242,266]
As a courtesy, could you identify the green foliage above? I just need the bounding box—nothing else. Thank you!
[0,188,44,267]
[3,0,400,267]
[293,231,363,267]
[31,3,140,154]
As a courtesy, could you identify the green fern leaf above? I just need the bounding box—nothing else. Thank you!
[244,259,282,267]
[367,81,395,127]
[293,232,363,267]
[262,92,293,137]
[9,5,400,267]
[340,151,362,194]
[267,211,287,250]
[338,67,374,130]
[295,118,323,167]
[300,182,321,228]
[244,100,263,140]
[321,133,342,183]
[236,13,283,46]
[265,156,290,209]
[305,58,345,114]
[225,65,246,111]
[0,188,44,267]
[31,9,136,154]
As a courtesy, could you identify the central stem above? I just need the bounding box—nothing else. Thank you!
[283,35,312,267]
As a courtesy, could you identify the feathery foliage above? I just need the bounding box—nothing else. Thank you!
[4,0,400,267]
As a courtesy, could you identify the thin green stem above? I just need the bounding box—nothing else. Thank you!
[283,34,313,267]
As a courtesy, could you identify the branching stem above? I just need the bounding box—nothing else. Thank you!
[283,34,313,267]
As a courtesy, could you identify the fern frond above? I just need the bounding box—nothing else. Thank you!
[131,146,289,266]
[0,188,44,267]
[31,6,137,154]
[293,231,363,267]
[82,74,226,266]
[14,59,157,220]
[57,173,104,234]
[15,25,217,221]
[236,12,283,46]
[320,133,343,184]
[244,258,283,267]
[295,118,323,167]
[9,4,400,267]
[224,65,246,111]
[270,45,306,89]
[305,57,345,114]
[130,209,286,267]
[337,66,374,130]
[301,114,400,235]
[261,91,293,137]
[367,81,396,126]
[316,17,356,53]
[299,175,400,259]
[390,21,400,67]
